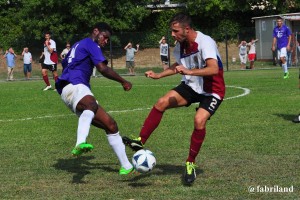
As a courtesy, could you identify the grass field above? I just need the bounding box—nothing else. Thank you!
[0,67,299,199]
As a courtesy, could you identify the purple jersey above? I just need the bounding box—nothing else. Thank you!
[273,25,291,49]
[56,38,106,94]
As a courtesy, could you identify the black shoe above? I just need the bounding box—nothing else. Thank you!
[292,115,300,123]
[122,136,144,152]
[183,162,197,185]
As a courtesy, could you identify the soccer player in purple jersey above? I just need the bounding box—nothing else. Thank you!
[55,22,134,175]
[272,16,292,79]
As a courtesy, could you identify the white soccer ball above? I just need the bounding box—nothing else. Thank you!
[132,149,156,173]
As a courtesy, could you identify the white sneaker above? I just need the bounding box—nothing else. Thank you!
[43,85,52,91]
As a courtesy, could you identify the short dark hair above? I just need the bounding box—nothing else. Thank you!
[169,13,193,28]
[276,16,283,20]
[93,22,113,35]
[44,31,51,35]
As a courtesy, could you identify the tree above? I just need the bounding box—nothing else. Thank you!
[0,0,150,51]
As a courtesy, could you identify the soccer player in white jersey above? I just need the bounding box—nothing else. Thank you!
[123,13,225,185]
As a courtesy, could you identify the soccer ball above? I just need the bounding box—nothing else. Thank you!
[132,149,156,173]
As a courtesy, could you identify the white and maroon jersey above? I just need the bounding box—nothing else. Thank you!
[173,31,225,100]
[44,39,56,65]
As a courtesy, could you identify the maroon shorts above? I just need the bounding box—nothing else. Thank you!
[248,53,256,61]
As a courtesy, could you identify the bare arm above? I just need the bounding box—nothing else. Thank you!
[158,36,165,44]
[135,44,139,52]
[96,62,132,91]
[287,35,292,51]
[124,43,130,50]
[272,37,277,51]
[145,62,178,79]
[60,52,64,59]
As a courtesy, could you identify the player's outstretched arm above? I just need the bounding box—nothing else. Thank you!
[145,62,177,79]
[96,62,132,91]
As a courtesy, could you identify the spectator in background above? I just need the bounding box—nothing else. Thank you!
[238,41,247,69]
[3,47,17,81]
[60,42,71,60]
[272,16,292,79]
[159,36,169,70]
[247,38,259,69]
[124,42,139,75]
[22,47,32,80]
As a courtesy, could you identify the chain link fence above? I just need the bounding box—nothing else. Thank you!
[1,28,299,80]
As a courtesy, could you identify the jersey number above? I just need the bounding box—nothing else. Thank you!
[68,43,79,64]
[209,98,218,110]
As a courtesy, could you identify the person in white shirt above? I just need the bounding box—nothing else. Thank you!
[159,36,169,70]
[22,47,32,80]
[247,38,259,69]
[60,42,71,59]
[238,41,247,69]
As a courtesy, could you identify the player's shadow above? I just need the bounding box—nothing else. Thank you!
[124,164,204,187]
[52,156,116,184]
[274,113,296,122]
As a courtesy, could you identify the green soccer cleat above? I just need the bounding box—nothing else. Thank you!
[71,143,94,156]
[122,136,144,152]
[119,167,136,175]
[283,72,289,79]
[183,162,197,185]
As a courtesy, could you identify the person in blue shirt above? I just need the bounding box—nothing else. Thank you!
[3,47,17,81]
[272,16,292,79]
[56,22,134,175]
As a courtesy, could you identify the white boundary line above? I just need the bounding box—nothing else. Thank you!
[0,85,250,122]
[224,86,251,100]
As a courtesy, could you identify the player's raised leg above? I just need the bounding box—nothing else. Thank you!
[122,89,188,151]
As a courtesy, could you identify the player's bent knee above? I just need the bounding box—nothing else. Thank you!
[106,119,118,133]
[155,97,169,111]
[194,117,207,129]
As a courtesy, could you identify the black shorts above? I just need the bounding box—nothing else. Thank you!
[42,64,57,72]
[172,82,222,115]
[160,55,169,64]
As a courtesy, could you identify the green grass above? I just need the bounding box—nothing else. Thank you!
[0,68,299,199]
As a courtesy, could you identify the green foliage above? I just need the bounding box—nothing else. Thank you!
[213,19,240,41]
[0,0,150,51]
[0,0,299,51]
